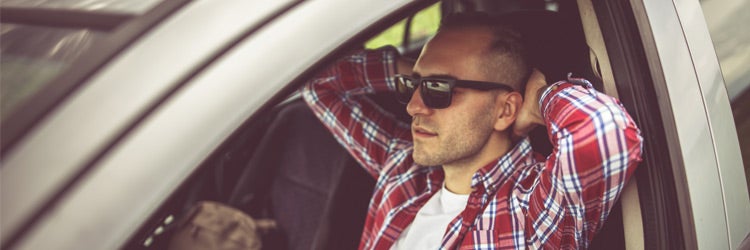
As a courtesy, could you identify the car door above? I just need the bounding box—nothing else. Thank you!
[582,0,750,248]
[4,0,748,249]
[0,0,428,249]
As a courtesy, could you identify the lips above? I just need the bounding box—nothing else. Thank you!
[412,126,437,137]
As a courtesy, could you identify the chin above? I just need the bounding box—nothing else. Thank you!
[412,152,442,167]
[411,152,426,165]
[412,144,449,166]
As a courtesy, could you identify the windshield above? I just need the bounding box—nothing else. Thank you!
[0,0,165,121]
[1,24,105,120]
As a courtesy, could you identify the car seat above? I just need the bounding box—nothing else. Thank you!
[225,99,374,250]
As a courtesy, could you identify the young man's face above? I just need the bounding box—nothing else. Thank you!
[407,27,508,166]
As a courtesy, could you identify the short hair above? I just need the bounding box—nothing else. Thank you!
[438,13,530,90]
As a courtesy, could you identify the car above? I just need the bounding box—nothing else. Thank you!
[1,0,748,249]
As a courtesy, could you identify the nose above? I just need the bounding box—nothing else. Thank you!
[406,86,433,117]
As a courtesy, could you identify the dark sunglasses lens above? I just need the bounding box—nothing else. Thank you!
[395,76,415,103]
[422,80,451,108]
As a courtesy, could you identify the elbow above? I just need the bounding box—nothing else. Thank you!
[599,101,644,169]
[625,122,644,168]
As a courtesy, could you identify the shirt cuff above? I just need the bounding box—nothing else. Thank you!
[538,73,594,120]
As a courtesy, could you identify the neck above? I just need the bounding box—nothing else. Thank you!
[442,132,512,194]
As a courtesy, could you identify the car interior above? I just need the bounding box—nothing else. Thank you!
[124,0,665,249]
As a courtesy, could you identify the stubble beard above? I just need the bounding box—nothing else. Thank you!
[411,104,496,167]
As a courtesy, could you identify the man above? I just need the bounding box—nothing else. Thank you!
[303,13,642,249]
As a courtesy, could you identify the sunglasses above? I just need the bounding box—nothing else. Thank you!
[394,74,516,109]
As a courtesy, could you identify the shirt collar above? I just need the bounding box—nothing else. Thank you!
[470,137,536,194]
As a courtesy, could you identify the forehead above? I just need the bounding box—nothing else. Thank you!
[413,27,493,80]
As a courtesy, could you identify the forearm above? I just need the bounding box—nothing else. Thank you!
[541,76,643,161]
[305,47,400,98]
[537,76,642,245]
[301,47,411,177]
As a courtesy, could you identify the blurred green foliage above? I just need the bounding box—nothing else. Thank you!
[365,2,441,49]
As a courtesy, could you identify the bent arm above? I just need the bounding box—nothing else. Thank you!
[525,76,643,248]
[302,47,412,179]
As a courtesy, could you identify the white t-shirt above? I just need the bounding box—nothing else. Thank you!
[390,185,470,250]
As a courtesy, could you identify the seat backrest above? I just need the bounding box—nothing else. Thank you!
[227,99,373,250]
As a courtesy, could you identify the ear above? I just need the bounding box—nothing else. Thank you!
[493,91,523,131]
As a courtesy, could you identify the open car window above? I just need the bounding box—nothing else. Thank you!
[126,0,636,249]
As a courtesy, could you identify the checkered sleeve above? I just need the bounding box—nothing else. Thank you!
[302,47,412,179]
[525,78,643,248]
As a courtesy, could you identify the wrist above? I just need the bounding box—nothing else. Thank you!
[530,83,548,126]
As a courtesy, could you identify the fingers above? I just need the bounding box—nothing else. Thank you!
[511,115,535,140]
[525,68,547,97]
[510,68,547,140]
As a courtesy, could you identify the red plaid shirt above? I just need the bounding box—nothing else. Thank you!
[302,48,642,249]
